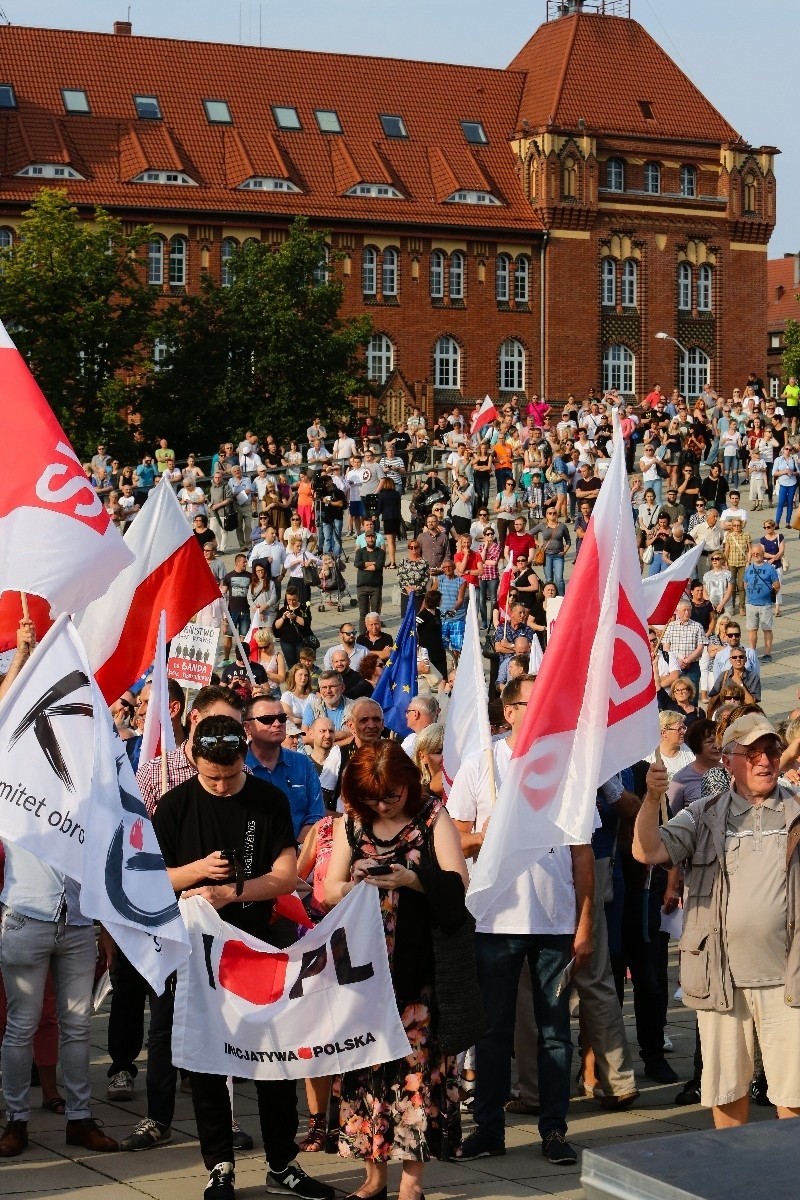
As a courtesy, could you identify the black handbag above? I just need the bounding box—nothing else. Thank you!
[301,632,320,651]
[222,509,238,532]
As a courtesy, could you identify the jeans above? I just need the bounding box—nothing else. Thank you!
[0,910,96,1121]
[474,474,491,510]
[544,553,565,595]
[647,551,670,577]
[191,1072,298,1170]
[473,931,573,1142]
[107,950,149,1078]
[479,577,498,626]
[322,518,343,558]
[775,484,797,528]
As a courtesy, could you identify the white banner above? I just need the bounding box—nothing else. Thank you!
[168,621,220,690]
[173,885,411,1079]
[0,615,189,992]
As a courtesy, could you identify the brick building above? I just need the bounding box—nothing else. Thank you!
[767,253,799,396]
[0,1,777,422]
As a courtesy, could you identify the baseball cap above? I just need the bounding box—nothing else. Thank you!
[285,720,302,737]
[720,713,779,750]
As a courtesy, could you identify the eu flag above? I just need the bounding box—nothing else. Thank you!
[371,600,418,738]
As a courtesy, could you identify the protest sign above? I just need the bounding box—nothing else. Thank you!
[168,621,219,689]
[173,884,411,1079]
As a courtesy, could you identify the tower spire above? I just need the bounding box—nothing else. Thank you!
[546,1,631,20]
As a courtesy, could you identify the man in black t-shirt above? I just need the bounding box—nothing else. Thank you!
[222,553,252,663]
[152,717,334,1200]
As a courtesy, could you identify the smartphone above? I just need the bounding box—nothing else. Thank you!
[365,864,391,877]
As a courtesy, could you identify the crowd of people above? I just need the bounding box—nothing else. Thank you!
[2,373,800,1197]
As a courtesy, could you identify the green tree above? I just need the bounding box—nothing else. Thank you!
[782,318,800,386]
[0,189,155,454]
[143,217,372,448]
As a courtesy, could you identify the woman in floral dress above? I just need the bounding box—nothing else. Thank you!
[325,743,468,1200]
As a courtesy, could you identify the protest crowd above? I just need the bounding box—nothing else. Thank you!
[3,360,800,1200]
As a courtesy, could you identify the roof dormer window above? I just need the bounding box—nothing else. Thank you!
[203,99,232,125]
[132,170,197,186]
[134,95,161,120]
[444,190,501,206]
[379,114,408,139]
[62,89,90,114]
[16,163,84,180]
[315,109,342,134]
[272,106,301,131]
[238,177,302,192]
[0,84,17,110]
[461,120,488,144]
[345,183,404,199]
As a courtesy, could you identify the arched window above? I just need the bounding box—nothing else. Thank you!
[678,262,692,311]
[606,159,625,192]
[602,345,635,395]
[499,339,525,392]
[366,333,394,384]
[601,258,617,306]
[362,246,377,295]
[434,336,460,388]
[496,253,510,301]
[449,251,465,300]
[312,245,330,286]
[744,173,757,213]
[430,250,444,299]
[680,165,697,198]
[514,255,530,303]
[382,247,398,297]
[643,162,661,194]
[562,155,576,199]
[168,235,186,286]
[680,347,710,398]
[621,259,638,307]
[221,238,237,287]
[147,236,164,285]
[0,227,13,249]
[697,264,713,312]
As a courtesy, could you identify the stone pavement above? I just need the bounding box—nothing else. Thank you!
[4,520,797,1199]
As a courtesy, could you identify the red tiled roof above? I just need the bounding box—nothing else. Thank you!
[0,25,540,230]
[508,13,741,143]
[768,256,800,328]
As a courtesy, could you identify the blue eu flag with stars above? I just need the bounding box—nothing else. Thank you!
[371,601,418,738]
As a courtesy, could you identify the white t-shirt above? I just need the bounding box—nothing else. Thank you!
[448,737,577,937]
[720,505,748,528]
[401,732,417,758]
[323,642,367,671]
[345,469,363,503]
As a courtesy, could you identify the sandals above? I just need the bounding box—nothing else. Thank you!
[298,1113,327,1153]
[42,1095,66,1115]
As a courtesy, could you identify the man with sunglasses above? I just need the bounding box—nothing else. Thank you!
[635,714,800,1128]
[153,716,334,1200]
[711,622,760,682]
[244,698,325,844]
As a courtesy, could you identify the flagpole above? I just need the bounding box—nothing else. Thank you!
[20,591,29,621]
[221,599,256,687]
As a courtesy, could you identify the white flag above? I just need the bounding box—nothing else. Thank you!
[0,615,189,992]
[442,587,491,799]
[173,885,411,1079]
[140,610,176,765]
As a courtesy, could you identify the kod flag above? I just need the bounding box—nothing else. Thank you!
[467,427,659,920]
[173,885,411,1079]
[0,320,133,612]
[0,615,189,992]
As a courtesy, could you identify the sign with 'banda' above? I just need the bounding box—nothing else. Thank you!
[173,885,411,1079]
[167,621,220,690]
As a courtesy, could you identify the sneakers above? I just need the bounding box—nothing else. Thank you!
[459,1129,506,1159]
[231,1120,254,1151]
[749,1072,773,1108]
[662,1035,674,1053]
[120,1118,172,1152]
[266,1161,335,1200]
[107,1070,135,1101]
[674,1079,701,1107]
[205,1162,235,1199]
[643,1056,678,1085]
[541,1131,578,1166]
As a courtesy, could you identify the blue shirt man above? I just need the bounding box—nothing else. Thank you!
[243,697,324,841]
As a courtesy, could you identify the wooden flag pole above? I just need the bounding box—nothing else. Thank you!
[654,746,670,826]
[20,591,30,621]
[221,599,257,686]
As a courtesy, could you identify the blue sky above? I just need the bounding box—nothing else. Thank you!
[12,0,797,254]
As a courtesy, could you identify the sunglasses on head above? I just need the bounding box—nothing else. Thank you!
[197,734,246,750]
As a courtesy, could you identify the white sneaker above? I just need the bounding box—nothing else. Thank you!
[205,1162,235,1199]
[106,1070,135,1101]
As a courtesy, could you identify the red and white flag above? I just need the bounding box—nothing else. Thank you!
[642,541,704,626]
[139,610,177,765]
[0,321,133,613]
[496,558,514,622]
[471,395,499,436]
[467,427,659,920]
[74,481,220,702]
[442,587,491,800]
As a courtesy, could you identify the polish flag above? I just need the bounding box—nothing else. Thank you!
[0,321,133,613]
[467,425,659,920]
[496,559,514,622]
[471,395,499,436]
[442,587,491,800]
[642,541,704,626]
[74,482,221,702]
[0,592,53,653]
[139,611,177,764]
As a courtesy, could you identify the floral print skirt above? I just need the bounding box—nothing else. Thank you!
[338,986,461,1163]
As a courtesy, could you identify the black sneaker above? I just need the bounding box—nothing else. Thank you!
[119,1118,172,1152]
[674,1080,701,1107]
[205,1162,235,1199]
[459,1129,506,1159]
[542,1131,578,1166]
[643,1057,678,1085]
[231,1121,254,1151]
[266,1162,335,1200]
[749,1072,773,1108]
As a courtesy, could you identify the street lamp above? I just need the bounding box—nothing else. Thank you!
[655,331,689,356]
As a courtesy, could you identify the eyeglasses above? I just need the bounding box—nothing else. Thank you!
[246,713,287,725]
[726,632,741,639]
[729,745,781,764]
[197,734,247,749]
[730,655,746,662]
